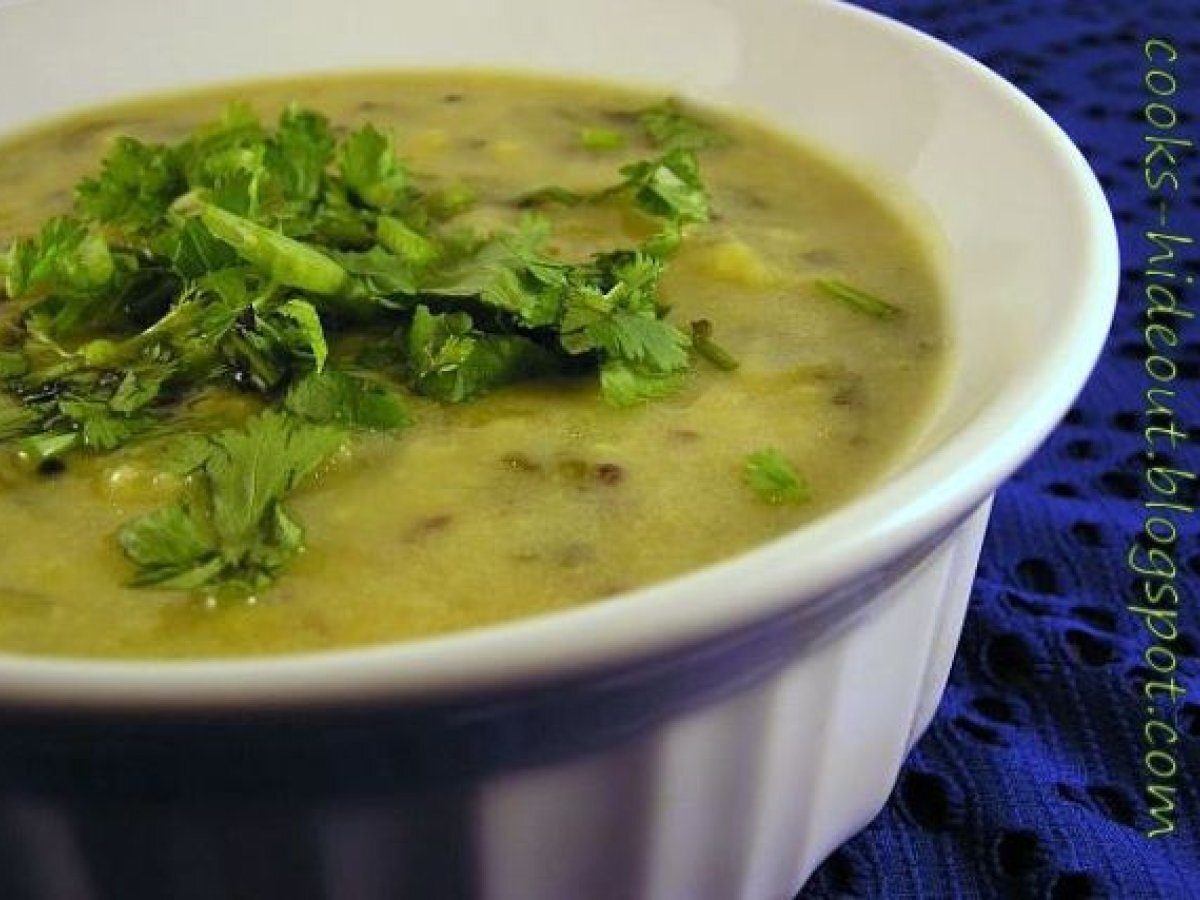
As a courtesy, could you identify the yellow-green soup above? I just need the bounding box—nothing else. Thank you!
[0,73,947,658]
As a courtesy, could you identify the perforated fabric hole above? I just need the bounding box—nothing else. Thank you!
[994,829,1043,878]
[1046,872,1099,900]
[1070,521,1105,547]
[1110,411,1138,432]
[1085,784,1138,828]
[1016,559,1060,594]
[817,848,858,895]
[982,633,1038,686]
[1054,781,1140,832]
[1046,482,1080,498]
[1006,592,1055,617]
[897,770,962,832]
[972,696,1019,725]
[1116,342,1142,360]
[1062,629,1115,667]
[1071,606,1117,633]
[1064,439,1097,460]
[952,716,1007,746]
[1098,470,1139,500]
[1056,783,1089,807]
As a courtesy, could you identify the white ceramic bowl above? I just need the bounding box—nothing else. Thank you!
[0,0,1116,897]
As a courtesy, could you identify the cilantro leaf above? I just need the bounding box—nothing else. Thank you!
[744,448,809,505]
[424,217,567,328]
[638,99,730,152]
[599,359,685,406]
[176,102,267,194]
[558,249,689,379]
[119,411,345,597]
[172,104,336,233]
[519,147,710,238]
[275,299,329,373]
[205,411,342,548]
[18,431,81,464]
[339,124,411,212]
[75,137,184,233]
[109,367,169,414]
[582,312,690,372]
[57,397,152,451]
[3,218,115,299]
[153,218,240,279]
[0,355,168,454]
[308,181,375,248]
[119,500,223,590]
[268,104,336,209]
[0,351,29,380]
[618,149,710,225]
[329,245,422,300]
[0,395,38,440]
[405,304,558,403]
[285,369,411,431]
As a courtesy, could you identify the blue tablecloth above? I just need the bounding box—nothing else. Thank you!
[801,2,1200,897]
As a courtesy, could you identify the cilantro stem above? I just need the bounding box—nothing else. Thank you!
[813,278,901,319]
[580,127,626,152]
[690,319,739,371]
[200,203,348,295]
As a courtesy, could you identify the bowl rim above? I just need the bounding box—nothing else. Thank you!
[0,0,1119,710]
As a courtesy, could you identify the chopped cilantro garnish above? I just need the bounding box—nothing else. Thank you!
[76,136,184,234]
[617,148,711,225]
[197,202,349,295]
[579,127,625,152]
[744,448,809,505]
[118,411,345,596]
[3,217,115,300]
[520,146,711,233]
[0,351,28,379]
[285,369,411,431]
[638,99,731,152]
[0,97,739,601]
[338,123,412,212]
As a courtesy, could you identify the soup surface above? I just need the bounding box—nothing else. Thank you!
[0,73,947,658]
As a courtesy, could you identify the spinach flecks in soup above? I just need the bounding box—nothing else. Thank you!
[0,73,947,659]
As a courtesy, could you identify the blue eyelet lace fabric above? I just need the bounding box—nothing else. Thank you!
[800,2,1200,898]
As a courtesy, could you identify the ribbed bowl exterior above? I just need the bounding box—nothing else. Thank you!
[0,502,989,900]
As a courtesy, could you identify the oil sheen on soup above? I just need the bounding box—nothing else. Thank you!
[0,73,948,658]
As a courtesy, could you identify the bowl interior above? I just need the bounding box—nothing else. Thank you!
[0,0,1117,704]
